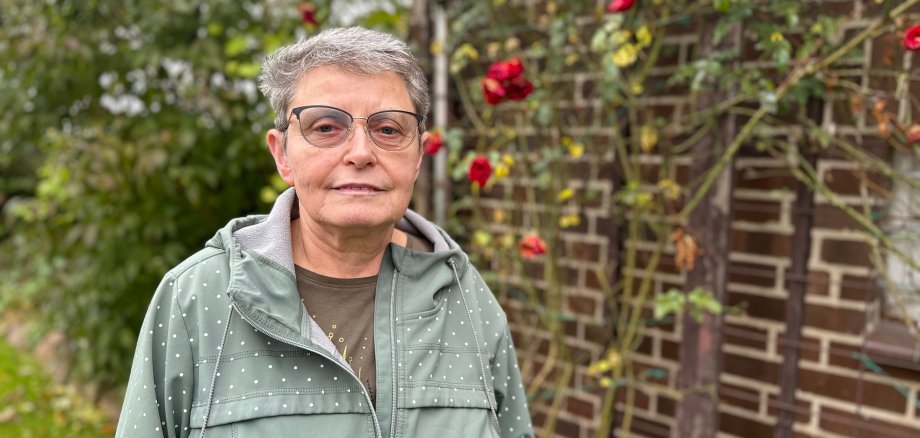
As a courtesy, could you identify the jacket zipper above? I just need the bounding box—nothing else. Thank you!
[388,269,399,438]
[233,305,382,438]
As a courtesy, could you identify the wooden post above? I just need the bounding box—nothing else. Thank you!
[774,98,821,438]
[675,22,740,438]
[408,0,431,218]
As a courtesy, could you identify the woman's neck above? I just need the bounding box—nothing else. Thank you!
[292,218,406,278]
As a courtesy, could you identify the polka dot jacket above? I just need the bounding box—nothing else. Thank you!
[116,188,534,438]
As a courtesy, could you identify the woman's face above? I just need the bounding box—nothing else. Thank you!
[267,66,427,235]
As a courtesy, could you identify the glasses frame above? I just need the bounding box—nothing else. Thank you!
[282,105,426,151]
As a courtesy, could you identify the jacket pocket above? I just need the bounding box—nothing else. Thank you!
[402,286,448,321]
[189,391,375,437]
[398,386,500,438]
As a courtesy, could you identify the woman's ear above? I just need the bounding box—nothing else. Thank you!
[267,129,295,186]
[414,131,429,181]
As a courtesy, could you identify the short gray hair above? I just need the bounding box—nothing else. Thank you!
[258,27,429,131]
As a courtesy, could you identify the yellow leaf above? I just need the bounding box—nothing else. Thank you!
[565,53,579,66]
[630,81,644,95]
[611,44,638,68]
[559,214,581,228]
[567,143,585,158]
[430,40,443,56]
[487,42,502,58]
[640,124,658,152]
[607,349,621,368]
[557,187,574,201]
[636,26,652,47]
[501,154,515,166]
[494,164,510,180]
[658,178,680,200]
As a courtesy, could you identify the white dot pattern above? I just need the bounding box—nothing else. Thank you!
[114,208,532,437]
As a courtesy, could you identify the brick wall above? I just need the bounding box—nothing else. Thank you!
[455,2,920,437]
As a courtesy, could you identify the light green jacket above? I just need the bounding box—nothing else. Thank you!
[116,188,533,437]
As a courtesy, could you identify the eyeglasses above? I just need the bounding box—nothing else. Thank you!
[283,105,425,151]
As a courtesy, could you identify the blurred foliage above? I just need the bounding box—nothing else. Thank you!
[0,0,412,390]
[0,338,109,436]
[0,0,328,387]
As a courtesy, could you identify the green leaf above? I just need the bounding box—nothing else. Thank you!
[224,35,249,57]
[653,289,686,320]
[235,62,260,78]
[713,0,731,13]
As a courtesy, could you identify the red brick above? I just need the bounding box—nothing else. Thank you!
[569,241,601,263]
[766,393,811,424]
[840,274,880,302]
[798,368,906,413]
[657,394,675,417]
[554,416,581,437]
[733,199,782,223]
[822,168,865,196]
[627,413,671,437]
[729,261,778,288]
[661,339,679,361]
[722,352,780,384]
[636,336,654,356]
[723,322,769,351]
[819,405,920,437]
[719,411,774,438]
[727,292,786,322]
[718,381,761,411]
[734,166,797,191]
[807,272,832,296]
[793,269,830,296]
[566,294,597,318]
[776,333,821,364]
[820,239,871,267]
[614,386,650,410]
[731,229,790,257]
[827,340,862,370]
[637,249,680,275]
[565,395,595,419]
[812,204,862,230]
[804,303,866,335]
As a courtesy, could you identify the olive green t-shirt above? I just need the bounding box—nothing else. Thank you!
[295,233,433,406]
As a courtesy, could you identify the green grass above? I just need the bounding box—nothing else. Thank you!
[0,338,111,437]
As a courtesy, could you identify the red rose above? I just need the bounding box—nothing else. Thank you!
[425,131,444,154]
[908,124,920,144]
[468,156,492,188]
[904,25,920,51]
[481,77,506,105]
[487,57,524,82]
[482,58,533,104]
[298,3,318,25]
[606,0,636,13]
[505,76,534,101]
[519,234,547,259]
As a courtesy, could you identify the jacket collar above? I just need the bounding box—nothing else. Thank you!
[205,187,469,336]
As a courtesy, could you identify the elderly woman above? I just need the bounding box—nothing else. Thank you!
[117,27,533,437]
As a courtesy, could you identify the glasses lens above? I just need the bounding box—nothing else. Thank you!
[367,111,418,150]
[297,107,352,148]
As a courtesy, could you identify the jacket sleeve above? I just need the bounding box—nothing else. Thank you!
[116,272,195,438]
[491,319,535,437]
